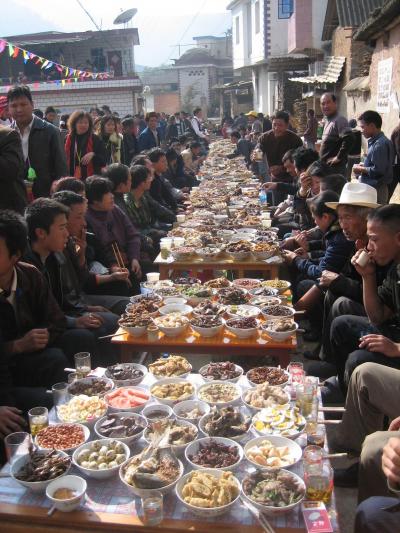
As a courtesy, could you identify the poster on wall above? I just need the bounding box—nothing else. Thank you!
[377,57,393,113]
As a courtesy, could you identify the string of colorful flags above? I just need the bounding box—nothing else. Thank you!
[0,38,111,82]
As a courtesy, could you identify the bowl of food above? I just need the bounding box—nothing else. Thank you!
[249,286,280,298]
[192,300,225,317]
[199,362,243,383]
[149,355,192,379]
[261,305,296,322]
[125,297,161,318]
[226,304,260,319]
[176,469,240,517]
[172,276,201,286]
[170,246,196,261]
[231,278,261,290]
[36,423,90,454]
[252,242,279,261]
[73,439,130,479]
[46,474,87,512]
[249,296,282,308]
[129,293,163,306]
[244,435,302,471]
[199,406,251,442]
[163,297,188,306]
[94,412,147,445]
[151,378,195,406]
[105,363,147,387]
[153,313,189,337]
[190,314,224,338]
[11,449,71,492]
[242,384,290,412]
[185,437,243,472]
[217,287,248,306]
[262,279,291,295]
[57,395,107,428]
[252,406,306,439]
[246,367,290,388]
[197,247,222,261]
[197,381,241,407]
[225,317,259,338]
[173,399,210,423]
[262,320,298,342]
[219,230,235,242]
[204,277,231,289]
[142,404,174,422]
[67,377,114,398]
[104,386,150,413]
[241,469,305,515]
[225,241,253,261]
[121,447,184,497]
[153,286,182,299]
[158,303,193,317]
[179,285,215,306]
[144,419,198,456]
[118,315,152,337]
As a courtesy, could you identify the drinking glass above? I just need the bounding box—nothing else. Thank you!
[4,432,32,464]
[142,490,163,525]
[306,422,325,447]
[52,382,69,407]
[28,407,49,437]
[305,462,334,503]
[296,384,314,417]
[74,352,91,379]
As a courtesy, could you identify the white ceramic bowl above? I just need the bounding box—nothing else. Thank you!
[158,304,193,316]
[35,423,91,455]
[244,435,302,471]
[72,439,130,479]
[46,474,87,512]
[66,376,114,398]
[230,233,254,243]
[56,397,108,429]
[249,296,282,308]
[237,228,257,235]
[105,363,147,387]
[120,456,184,497]
[11,451,71,493]
[94,412,147,445]
[225,318,259,339]
[232,278,262,290]
[197,381,241,408]
[198,363,244,384]
[153,314,189,337]
[225,304,260,319]
[164,297,188,306]
[150,377,195,406]
[144,419,198,456]
[226,250,251,261]
[261,306,296,322]
[262,280,292,295]
[251,408,306,439]
[190,319,225,338]
[198,411,252,443]
[252,249,276,261]
[241,469,306,515]
[118,322,147,337]
[104,385,150,413]
[245,367,290,389]
[185,437,243,471]
[241,387,291,414]
[176,468,241,517]
[262,322,298,342]
[130,293,163,304]
[173,399,210,423]
[142,403,174,422]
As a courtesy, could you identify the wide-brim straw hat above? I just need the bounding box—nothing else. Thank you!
[325,182,380,209]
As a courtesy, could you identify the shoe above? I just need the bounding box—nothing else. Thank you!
[334,462,359,488]
[321,376,345,404]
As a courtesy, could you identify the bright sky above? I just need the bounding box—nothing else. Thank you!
[2,0,231,66]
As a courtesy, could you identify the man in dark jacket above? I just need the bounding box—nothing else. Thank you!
[8,85,68,198]
[138,112,161,152]
[0,126,27,213]
[121,117,138,165]
[0,211,69,411]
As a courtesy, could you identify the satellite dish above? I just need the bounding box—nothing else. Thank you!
[113,8,137,25]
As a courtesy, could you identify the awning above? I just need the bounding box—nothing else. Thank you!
[289,56,345,85]
[342,76,370,92]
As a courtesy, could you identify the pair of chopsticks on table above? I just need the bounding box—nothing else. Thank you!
[241,497,276,533]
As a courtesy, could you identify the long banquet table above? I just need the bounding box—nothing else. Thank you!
[0,374,340,533]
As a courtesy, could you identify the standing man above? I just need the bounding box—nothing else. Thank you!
[352,110,394,204]
[137,112,161,152]
[303,109,318,150]
[8,85,67,198]
[0,126,27,213]
[189,108,209,143]
[44,106,57,125]
[319,92,353,176]
[121,117,138,165]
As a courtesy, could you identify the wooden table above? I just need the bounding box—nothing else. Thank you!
[154,253,280,280]
[0,503,303,532]
[112,325,296,366]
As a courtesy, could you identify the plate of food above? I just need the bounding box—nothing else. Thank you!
[252,405,306,439]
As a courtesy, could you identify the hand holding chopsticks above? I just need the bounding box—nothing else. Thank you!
[111,242,132,288]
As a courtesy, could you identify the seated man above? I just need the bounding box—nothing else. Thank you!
[181,141,203,176]
[24,198,119,367]
[147,148,179,212]
[329,204,400,394]
[0,210,69,411]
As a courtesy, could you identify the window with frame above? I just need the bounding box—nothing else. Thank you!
[235,16,240,44]
[255,1,260,34]
[278,0,294,19]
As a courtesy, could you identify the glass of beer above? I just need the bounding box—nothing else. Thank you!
[74,352,91,379]
[28,407,49,437]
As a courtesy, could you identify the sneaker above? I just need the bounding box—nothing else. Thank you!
[334,462,359,488]
[321,376,345,404]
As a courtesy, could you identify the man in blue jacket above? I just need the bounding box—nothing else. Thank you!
[138,112,161,152]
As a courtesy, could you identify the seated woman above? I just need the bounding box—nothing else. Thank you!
[282,190,354,337]
[64,110,107,180]
[51,177,86,196]
[85,176,141,291]
[164,148,191,190]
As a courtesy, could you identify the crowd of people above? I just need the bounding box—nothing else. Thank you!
[1,84,400,531]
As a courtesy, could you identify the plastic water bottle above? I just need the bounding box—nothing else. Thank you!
[259,189,267,205]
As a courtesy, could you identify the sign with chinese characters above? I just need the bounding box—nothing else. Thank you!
[377,57,393,113]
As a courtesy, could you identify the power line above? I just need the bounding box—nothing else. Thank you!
[75,0,102,31]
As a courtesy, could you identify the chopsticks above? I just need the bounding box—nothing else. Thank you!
[240,496,276,533]
[111,241,125,270]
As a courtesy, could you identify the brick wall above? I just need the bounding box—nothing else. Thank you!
[154,93,181,115]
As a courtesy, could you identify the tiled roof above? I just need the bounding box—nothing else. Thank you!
[289,56,345,85]
[322,0,385,40]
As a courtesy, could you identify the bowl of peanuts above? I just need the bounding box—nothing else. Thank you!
[35,423,91,455]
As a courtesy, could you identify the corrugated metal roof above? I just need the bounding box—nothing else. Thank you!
[342,76,370,91]
[336,0,384,28]
[289,56,345,85]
